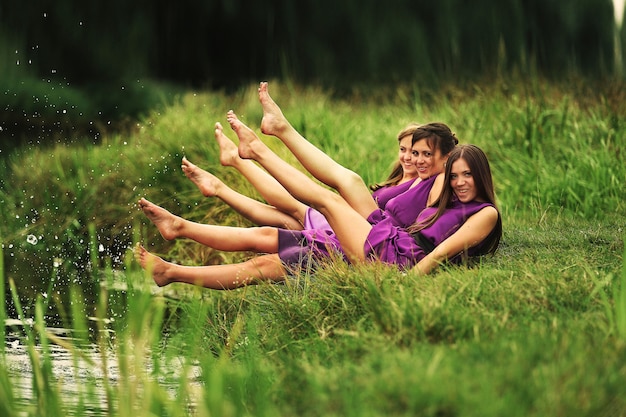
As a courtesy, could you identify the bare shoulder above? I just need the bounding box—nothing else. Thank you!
[433,173,446,187]
[428,173,446,203]
[477,205,498,218]
[469,205,499,227]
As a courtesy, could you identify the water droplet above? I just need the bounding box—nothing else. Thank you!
[26,234,38,245]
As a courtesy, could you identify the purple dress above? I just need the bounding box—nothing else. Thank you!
[279,199,496,272]
[302,177,419,233]
[364,200,496,270]
[367,175,438,228]
[371,177,418,211]
[278,227,347,272]
[303,207,332,232]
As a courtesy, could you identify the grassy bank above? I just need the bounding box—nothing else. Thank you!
[0,76,625,416]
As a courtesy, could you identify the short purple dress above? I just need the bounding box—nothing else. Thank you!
[278,199,496,272]
[367,175,438,228]
[371,177,418,211]
[303,207,332,232]
[364,200,495,270]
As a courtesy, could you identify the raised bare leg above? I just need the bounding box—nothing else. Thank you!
[257,82,377,217]
[182,156,300,229]
[229,111,373,262]
[214,122,308,227]
[136,245,286,290]
[181,157,224,198]
[138,197,280,253]
[213,124,241,168]
[138,197,184,240]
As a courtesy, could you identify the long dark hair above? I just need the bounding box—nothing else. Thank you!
[371,122,458,191]
[414,122,458,159]
[408,144,502,255]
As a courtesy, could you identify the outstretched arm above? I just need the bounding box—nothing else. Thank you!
[413,206,499,275]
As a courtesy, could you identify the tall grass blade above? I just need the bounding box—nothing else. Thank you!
[96,267,114,412]
[0,240,5,358]
[35,296,63,415]
[616,235,626,339]
[0,240,15,416]
[9,278,45,412]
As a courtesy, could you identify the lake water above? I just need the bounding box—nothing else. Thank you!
[4,320,203,415]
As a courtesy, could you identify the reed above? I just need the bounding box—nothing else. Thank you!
[0,240,5,358]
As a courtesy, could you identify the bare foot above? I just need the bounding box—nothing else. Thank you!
[181,157,223,198]
[138,197,182,241]
[226,110,264,160]
[134,244,172,287]
[214,122,241,167]
[258,82,292,137]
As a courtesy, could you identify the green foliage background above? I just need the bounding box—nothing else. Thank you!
[1,0,624,140]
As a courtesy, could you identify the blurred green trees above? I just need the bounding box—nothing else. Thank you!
[0,0,623,142]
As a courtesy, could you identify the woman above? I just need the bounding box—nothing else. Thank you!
[136,125,501,289]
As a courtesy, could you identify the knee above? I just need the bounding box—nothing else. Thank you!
[257,226,279,239]
[315,190,346,212]
[340,169,367,192]
[245,254,286,281]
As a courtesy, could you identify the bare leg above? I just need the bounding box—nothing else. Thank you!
[229,112,373,262]
[213,123,309,227]
[136,245,286,290]
[138,198,279,253]
[182,157,302,229]
[181,156,224,198]
[258,82,378,218]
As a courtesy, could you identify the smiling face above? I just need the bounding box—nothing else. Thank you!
[398,134,418,178]
[412,138,447,180]
[449,157,479,202]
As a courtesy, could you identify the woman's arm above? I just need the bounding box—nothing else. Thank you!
[413,206,499,275]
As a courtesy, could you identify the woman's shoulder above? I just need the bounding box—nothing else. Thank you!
[475,204,499,220]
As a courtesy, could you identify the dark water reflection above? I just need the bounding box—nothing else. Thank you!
[3,238,128,328]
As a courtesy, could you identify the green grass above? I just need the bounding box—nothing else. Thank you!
[0,75,625,416]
